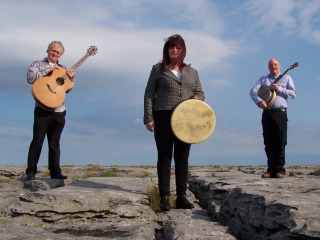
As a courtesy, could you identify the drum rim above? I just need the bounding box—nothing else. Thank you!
[171,99,216,144]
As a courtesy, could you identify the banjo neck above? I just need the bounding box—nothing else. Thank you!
[258,61,299,108]
[273,62,299,84]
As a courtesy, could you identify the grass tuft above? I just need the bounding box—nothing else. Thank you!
[147,184,161,211]
[99,172,118,177]
[41,169,50,177]
[146,181,175,211]
[0,178,12,183]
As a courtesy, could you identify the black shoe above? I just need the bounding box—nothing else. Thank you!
[26,173,35,181]
[160,196,170,211]
[50,173,67,180]
[176,195,194,209]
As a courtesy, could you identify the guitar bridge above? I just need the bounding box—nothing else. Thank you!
[46,84,57,94]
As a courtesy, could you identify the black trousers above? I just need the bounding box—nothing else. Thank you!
[262,110,288,175]
[26,107,66,175]
[153,110,191,197]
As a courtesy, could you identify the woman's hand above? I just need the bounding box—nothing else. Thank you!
[146,121,155,132]
[258,101,267,109]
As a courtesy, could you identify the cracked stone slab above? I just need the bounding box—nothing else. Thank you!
[188,167,320,240]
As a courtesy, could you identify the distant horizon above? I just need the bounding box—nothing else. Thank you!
[2,162,319,168]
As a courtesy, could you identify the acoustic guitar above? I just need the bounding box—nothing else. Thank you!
[258,62,298,107]
[32,46,98,108]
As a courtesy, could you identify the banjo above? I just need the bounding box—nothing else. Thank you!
[171,99,216,144]
[258,62,298,107]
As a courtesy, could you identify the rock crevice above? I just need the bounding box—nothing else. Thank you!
[188,167,320,240]
[0,165,319,239]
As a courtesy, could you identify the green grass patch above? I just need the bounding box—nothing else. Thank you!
[0,178,12,183]
[98,172,118,177]
[87,165,103,171]
[211,165,221,169]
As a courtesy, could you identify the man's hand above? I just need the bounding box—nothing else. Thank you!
[66,69,75,81]
[270,83,279,91]
[47,66,61,74]
[258,101,268,109]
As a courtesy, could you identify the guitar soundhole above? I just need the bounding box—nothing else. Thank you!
[56,78,65,86]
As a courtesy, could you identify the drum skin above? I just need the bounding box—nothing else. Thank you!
[171,99,216,144]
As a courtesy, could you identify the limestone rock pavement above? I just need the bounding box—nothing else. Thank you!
[0,166,235,239]
[188,166,320,240]
[0,165,319,239]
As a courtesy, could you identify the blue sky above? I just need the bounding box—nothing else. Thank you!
[1,0,319,167]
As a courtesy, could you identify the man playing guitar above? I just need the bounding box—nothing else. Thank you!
[26,41,75,180]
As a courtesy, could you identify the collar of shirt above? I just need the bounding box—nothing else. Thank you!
[269,73,281,79]
[44,57,59,67]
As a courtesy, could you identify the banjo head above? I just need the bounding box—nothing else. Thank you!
[258,86,273,102]
[258,86,276,107]
[171,99,216,144]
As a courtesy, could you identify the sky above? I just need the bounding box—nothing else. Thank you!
[1,0,319,167]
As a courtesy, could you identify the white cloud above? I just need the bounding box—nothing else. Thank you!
[164,0,225,36]
[0,124,30,139]
[244,0,320,44]
[298,1,320,44]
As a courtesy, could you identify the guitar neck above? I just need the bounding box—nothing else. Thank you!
[58,52,91,81]
[70,53,91,71]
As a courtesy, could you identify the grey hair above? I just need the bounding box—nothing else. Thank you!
[47,41,65,54]
[268,58,279,66]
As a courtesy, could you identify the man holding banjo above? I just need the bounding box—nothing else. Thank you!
[250,58,297,178]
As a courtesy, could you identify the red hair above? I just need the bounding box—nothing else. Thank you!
[160,34,186,71]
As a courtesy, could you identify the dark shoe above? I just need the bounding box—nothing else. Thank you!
[160,196,170,211]
[50,173,67,180]
[176,195,194,209]
[261,172,272,178]
[275,172,285,178]
[26,173,35,181]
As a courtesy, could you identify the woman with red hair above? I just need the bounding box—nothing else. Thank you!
[144,34,205,211]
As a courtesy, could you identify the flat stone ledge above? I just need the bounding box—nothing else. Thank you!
[1,175,236,239]
[188,168,320,240]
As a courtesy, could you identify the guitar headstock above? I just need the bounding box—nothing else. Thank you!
[87,46,98,56]
[289,62,299,70]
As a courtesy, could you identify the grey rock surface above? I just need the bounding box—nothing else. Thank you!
[188,166,320,240]
[0,165,319,239]
[0,166,235,239]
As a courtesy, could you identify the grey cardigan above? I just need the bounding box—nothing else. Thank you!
[144,63,205,124]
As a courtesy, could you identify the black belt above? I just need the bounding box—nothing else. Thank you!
[264,107,287,112]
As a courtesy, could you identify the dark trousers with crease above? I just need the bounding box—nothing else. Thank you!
[153,110,191,197]
[26,107,66,175]
[262,110,288,175]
